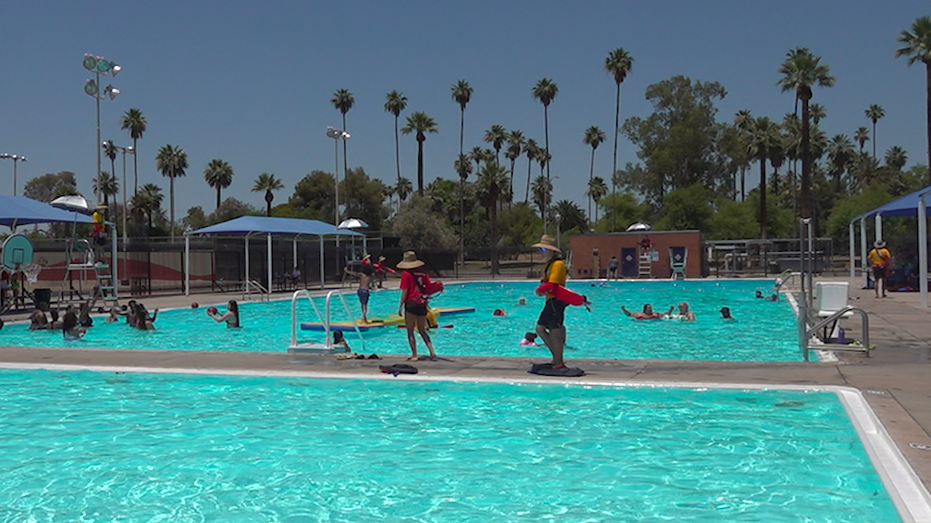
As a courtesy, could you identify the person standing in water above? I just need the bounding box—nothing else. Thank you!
[533,235,570,369]
[344,262,373,323]
[208,300,240,328]
[397,251,438,361]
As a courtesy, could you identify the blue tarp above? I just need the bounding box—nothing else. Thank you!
[0,196,96,227]
[855,185,931,221]
[187,215,364,237]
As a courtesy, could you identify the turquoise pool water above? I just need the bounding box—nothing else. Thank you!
[0,370,899,522]
[0,280,800,361]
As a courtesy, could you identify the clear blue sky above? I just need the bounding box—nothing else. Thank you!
[0,1,927,220]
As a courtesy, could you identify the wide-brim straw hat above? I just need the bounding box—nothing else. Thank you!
[532,234,561,253]
[874,240,887,249]
[397,251,425,269]
[378,256,386,262]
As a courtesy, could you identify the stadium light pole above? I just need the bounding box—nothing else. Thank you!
[326,126,350,226]
[83,54,121,185]
[0,153,27,196]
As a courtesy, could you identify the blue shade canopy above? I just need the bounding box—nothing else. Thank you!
[187,216,364,237]
[853,185,931,222]
[0,196,96,227]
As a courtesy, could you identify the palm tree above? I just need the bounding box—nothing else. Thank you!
[855,126,871,153]
[400,111,438,196]
[531,174,553,222]
[827,134,855,192]
[396,177,413,204]
[131,183,163,232]
[384,90,408,196]
[809,103,827,125]
[865,104,885,158]
[469,146,486,173]
[252,173,284,216]
[586,176,608,224]
[477,162,509,274]
[505,130,525,208]
[155,144,188,239]
[605,48,634,231]
[734,109,754,200]
[897,16,931,185]
[93,171,119,219]
[203,159,234,209]
[523,139,539,203]
[119,108,146,195]
[747,117,779,239]
[454,153,472,258]
[531,78,559,191]
[582,126,606,219]
[885,145,908,170]
[331,88,354,183]
[483,124,508,165]
[451,80,473,159]
[102,140,118,216]
[777,47,835,220]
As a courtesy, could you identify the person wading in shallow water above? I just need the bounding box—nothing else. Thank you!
[533,235,571,370]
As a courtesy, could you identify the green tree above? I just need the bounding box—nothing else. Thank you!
[290,170,335,219]
[183,206,208,231]
[483,124,508,166]
[586,176,608,224]
[155,144,188,239]
[855,126,870,153]
[384,90,408,196]
[477,162,509,274]
[707,199,759,240]
[119,108,146,195]
[532,78,559,206]
[505,130,525,208]
[896,16,931,185]
[252,173,284,217]
[777,47,835,220]
[92,171,119,219]
[331,88,354,182]
[654,183,713,232]
[826,183,893,244]
[24,171,78,203]
[530,174,552,221]
[392,195,457,251]
[102,140,118,212]
[522,139,539,203]
[885,145,908,170]
[401,111,438,196]
[809,103,826,125]
[746,116,779,239]
[827,134,855,192]
[497,203,540,249]
[396,177,413,204]
[451,80,473,159]
[130,183,164,233]
[732,109,754,200]
[597,190,651,233]
[203,158,234,210]
[583,126,606,219]
[864,104,885,158]
[620,76,730,206]
[605,48,634,231]
[454,153,472,257]
[340,167,390,230]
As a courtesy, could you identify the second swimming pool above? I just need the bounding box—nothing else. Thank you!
[0,279,800,361]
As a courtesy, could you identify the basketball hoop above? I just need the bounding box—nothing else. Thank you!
[21,264,42,283]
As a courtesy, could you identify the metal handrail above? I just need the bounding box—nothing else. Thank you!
[775,269,799,289]
[804,306,871,358]
[289,289,366,352]
[243,279,269,302]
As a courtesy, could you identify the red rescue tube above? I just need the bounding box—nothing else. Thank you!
[536,282,586,306]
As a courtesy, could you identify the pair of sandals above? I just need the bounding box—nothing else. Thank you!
[335,352,380,360]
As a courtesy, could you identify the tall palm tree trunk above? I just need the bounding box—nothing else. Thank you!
[341,113,349,203]
[395,114,401,211]
[458,107,465,267]
[169,177,175,240]
[216,187,221,210]
[543,106,550,233]
[760,160,768,239]
[740,165,746,201]
[416,139,424,196]
[490,186,499,275]
[872,121,878,159]
[611,82,620,231]
[132,137,138,195]
[588,148,595,219]
[525,159,532,203]
[509,158,516,210]
[800,93,812,220]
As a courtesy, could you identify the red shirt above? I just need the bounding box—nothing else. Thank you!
[400,269,431,305]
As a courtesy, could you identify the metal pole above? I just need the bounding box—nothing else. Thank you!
[293,235,298,271]
[95,71,101,184]
[111,223,118,299]
[184,235,190,296]
[121,149,128,283]
[875,214,883,244]
[319,236,325,290]
[267,233,272,296]
[245,234,250,299]
[849,221,856,280]
[333,137,339,226]
[12,158,17,197]
[860,217,868,288]
[806,219,814,311]
[920,196,928,308]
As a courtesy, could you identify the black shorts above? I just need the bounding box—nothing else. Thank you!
[404,302,428,317]
[873,266,887,280]
[537,299,567,330]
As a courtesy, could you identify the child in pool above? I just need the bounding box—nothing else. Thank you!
[332,330,351,352]
[520,332,539,346]
[61,311,86,340]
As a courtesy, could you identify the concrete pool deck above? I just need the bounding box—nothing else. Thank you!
[2,279,931,494]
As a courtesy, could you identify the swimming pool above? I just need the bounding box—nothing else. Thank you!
[0,369,905,522]
[0,280,800,361]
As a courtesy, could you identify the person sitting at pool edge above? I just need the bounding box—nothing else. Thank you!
[208,300,240,328]
[621,303,673,320]
[720,307,734,320]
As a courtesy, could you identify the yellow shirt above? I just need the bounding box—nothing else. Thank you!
[543,259,567,300]
[868,248,891,268]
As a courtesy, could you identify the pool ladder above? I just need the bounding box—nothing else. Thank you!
[799,304,872,360]
[288,289,365,354]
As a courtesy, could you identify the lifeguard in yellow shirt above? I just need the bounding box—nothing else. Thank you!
[868,240,892,298]
[533,235,569,369]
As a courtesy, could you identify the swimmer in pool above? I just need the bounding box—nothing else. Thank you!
[520,332,539,346]
[621,304,673,320]
[517,297,527,306]
[61,311,86,340]
[720,307,734,320]
[493,308,507,317]
[332,330,351,352]
[669,301,696,321]
[208,300,240,328]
